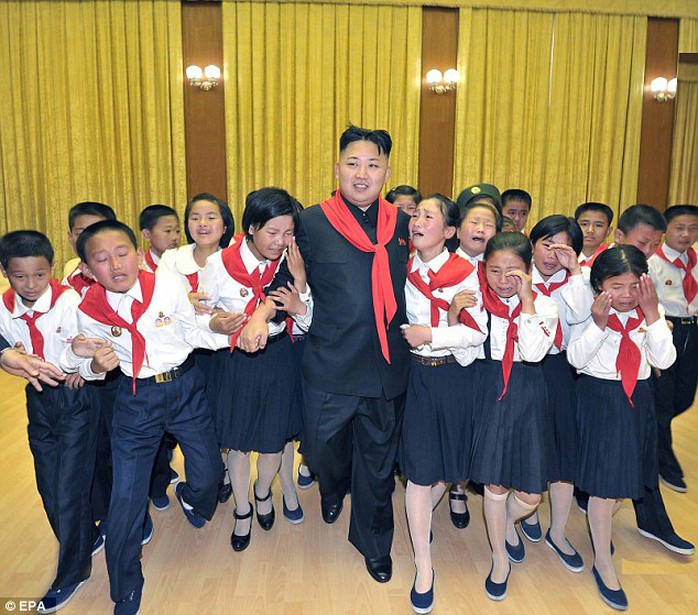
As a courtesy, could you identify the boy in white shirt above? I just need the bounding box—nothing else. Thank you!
[62,220,227,615]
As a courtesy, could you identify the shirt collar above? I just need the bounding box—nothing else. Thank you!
[241,238,271,274]
[106,278,143,310]
[661,243,684,261]
[532,266,567,286]
[11,285,52,318]
[344,196,378,228]
[411,248,450,274]
[174,243,203,275]
[456,246,482,266]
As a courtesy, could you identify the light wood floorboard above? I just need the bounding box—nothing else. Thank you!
[0,370,696,614]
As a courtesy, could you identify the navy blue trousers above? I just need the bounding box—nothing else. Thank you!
[105,366,223,603]
[26,383,99,589]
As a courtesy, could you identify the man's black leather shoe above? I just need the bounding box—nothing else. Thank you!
[321,500,343,524]
[365,556,392,583]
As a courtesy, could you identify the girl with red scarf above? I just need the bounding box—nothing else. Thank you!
[400,195,487,614]
[567,246,675,611]
[200,188,310,552]
[469,232,558,602]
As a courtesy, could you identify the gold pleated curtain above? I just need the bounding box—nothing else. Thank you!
[453,9,646,225]
[669,64,698,204]
[221,2,422,221]
[679,18,698,53]
[0,0,186,271]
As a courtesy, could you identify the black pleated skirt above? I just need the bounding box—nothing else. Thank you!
[214,335,295,453]
[576,376,657,500]
[400,359,477,486]
[470,359,548,494]
[541,352,578,483]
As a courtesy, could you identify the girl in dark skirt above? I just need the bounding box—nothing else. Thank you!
[469,232,558,601]
[567,246,675,611]
[400,195,487,614]
[528,215,593,572]
[202,188,310,552]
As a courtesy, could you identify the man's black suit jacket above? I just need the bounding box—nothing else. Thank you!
[272,201,411,400]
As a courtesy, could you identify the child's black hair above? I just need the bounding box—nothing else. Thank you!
[184,193,235,247]
[461,201,503,232]
[76,220,138,263]
[386,185,422,206]
[484,232,533,269]
[530,215,584,256]
[242,187,300,237]
[139,204,179,231]
[339,124,392,157]
[501,189,532,209]
[418,193,460,230]
[590,245,648,294]
[663,204,698,224]
[617,204,666,234]
[0,230,54,269]
[68,201,116,231]
[574,202,614,226]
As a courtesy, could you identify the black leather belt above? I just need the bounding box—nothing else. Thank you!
[410,353,456,366]
[666,315,697,326]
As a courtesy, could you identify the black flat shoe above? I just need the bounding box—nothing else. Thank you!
[218,483,233,504]
[448,489,470,529]
[231,503,253,552]
[365,555,393,583]
[321,500,344,525]
[253,481,275,531]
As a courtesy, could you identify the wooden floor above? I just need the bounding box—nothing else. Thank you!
[0,371,696,615]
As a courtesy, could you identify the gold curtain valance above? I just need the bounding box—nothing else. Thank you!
[222,1,698,20]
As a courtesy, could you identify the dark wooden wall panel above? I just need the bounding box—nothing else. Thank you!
[418,8,459,198]
[182,1,227,202]
[637,18,679,210]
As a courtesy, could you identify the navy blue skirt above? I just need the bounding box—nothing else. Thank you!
[400,359,477,486]
[541,352,577,483]
[470,359,548,494]
[576,376,657,500]
[214,335,295,453]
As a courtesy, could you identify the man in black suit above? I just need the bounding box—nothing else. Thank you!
[241,125,410,582]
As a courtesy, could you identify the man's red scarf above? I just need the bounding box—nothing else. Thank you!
[2,279,70,359]
[220,235,282,350]
[606,309,645,407]
[655,244,697,305]
[320,190,398,362]
[406,253,482,332]
[579,243,609,268]
[79,271,156,394]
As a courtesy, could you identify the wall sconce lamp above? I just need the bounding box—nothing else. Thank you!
[186,65,221,91]
[426,68,460,94]
[650,77,677,102]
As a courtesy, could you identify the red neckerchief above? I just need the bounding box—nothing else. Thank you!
[220,235,281,350]
[79,271,157,394]
[579,243,609,267]
[66,266,96,296]
[320,190,398,363]
[144,250,158,272]
[481,285,538,401]
[606,308,645,407]
[406,252,482,332]
[185,272,199,293]
[534,271,569,350]
[2,279,70,359]
[656,244,697,305]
